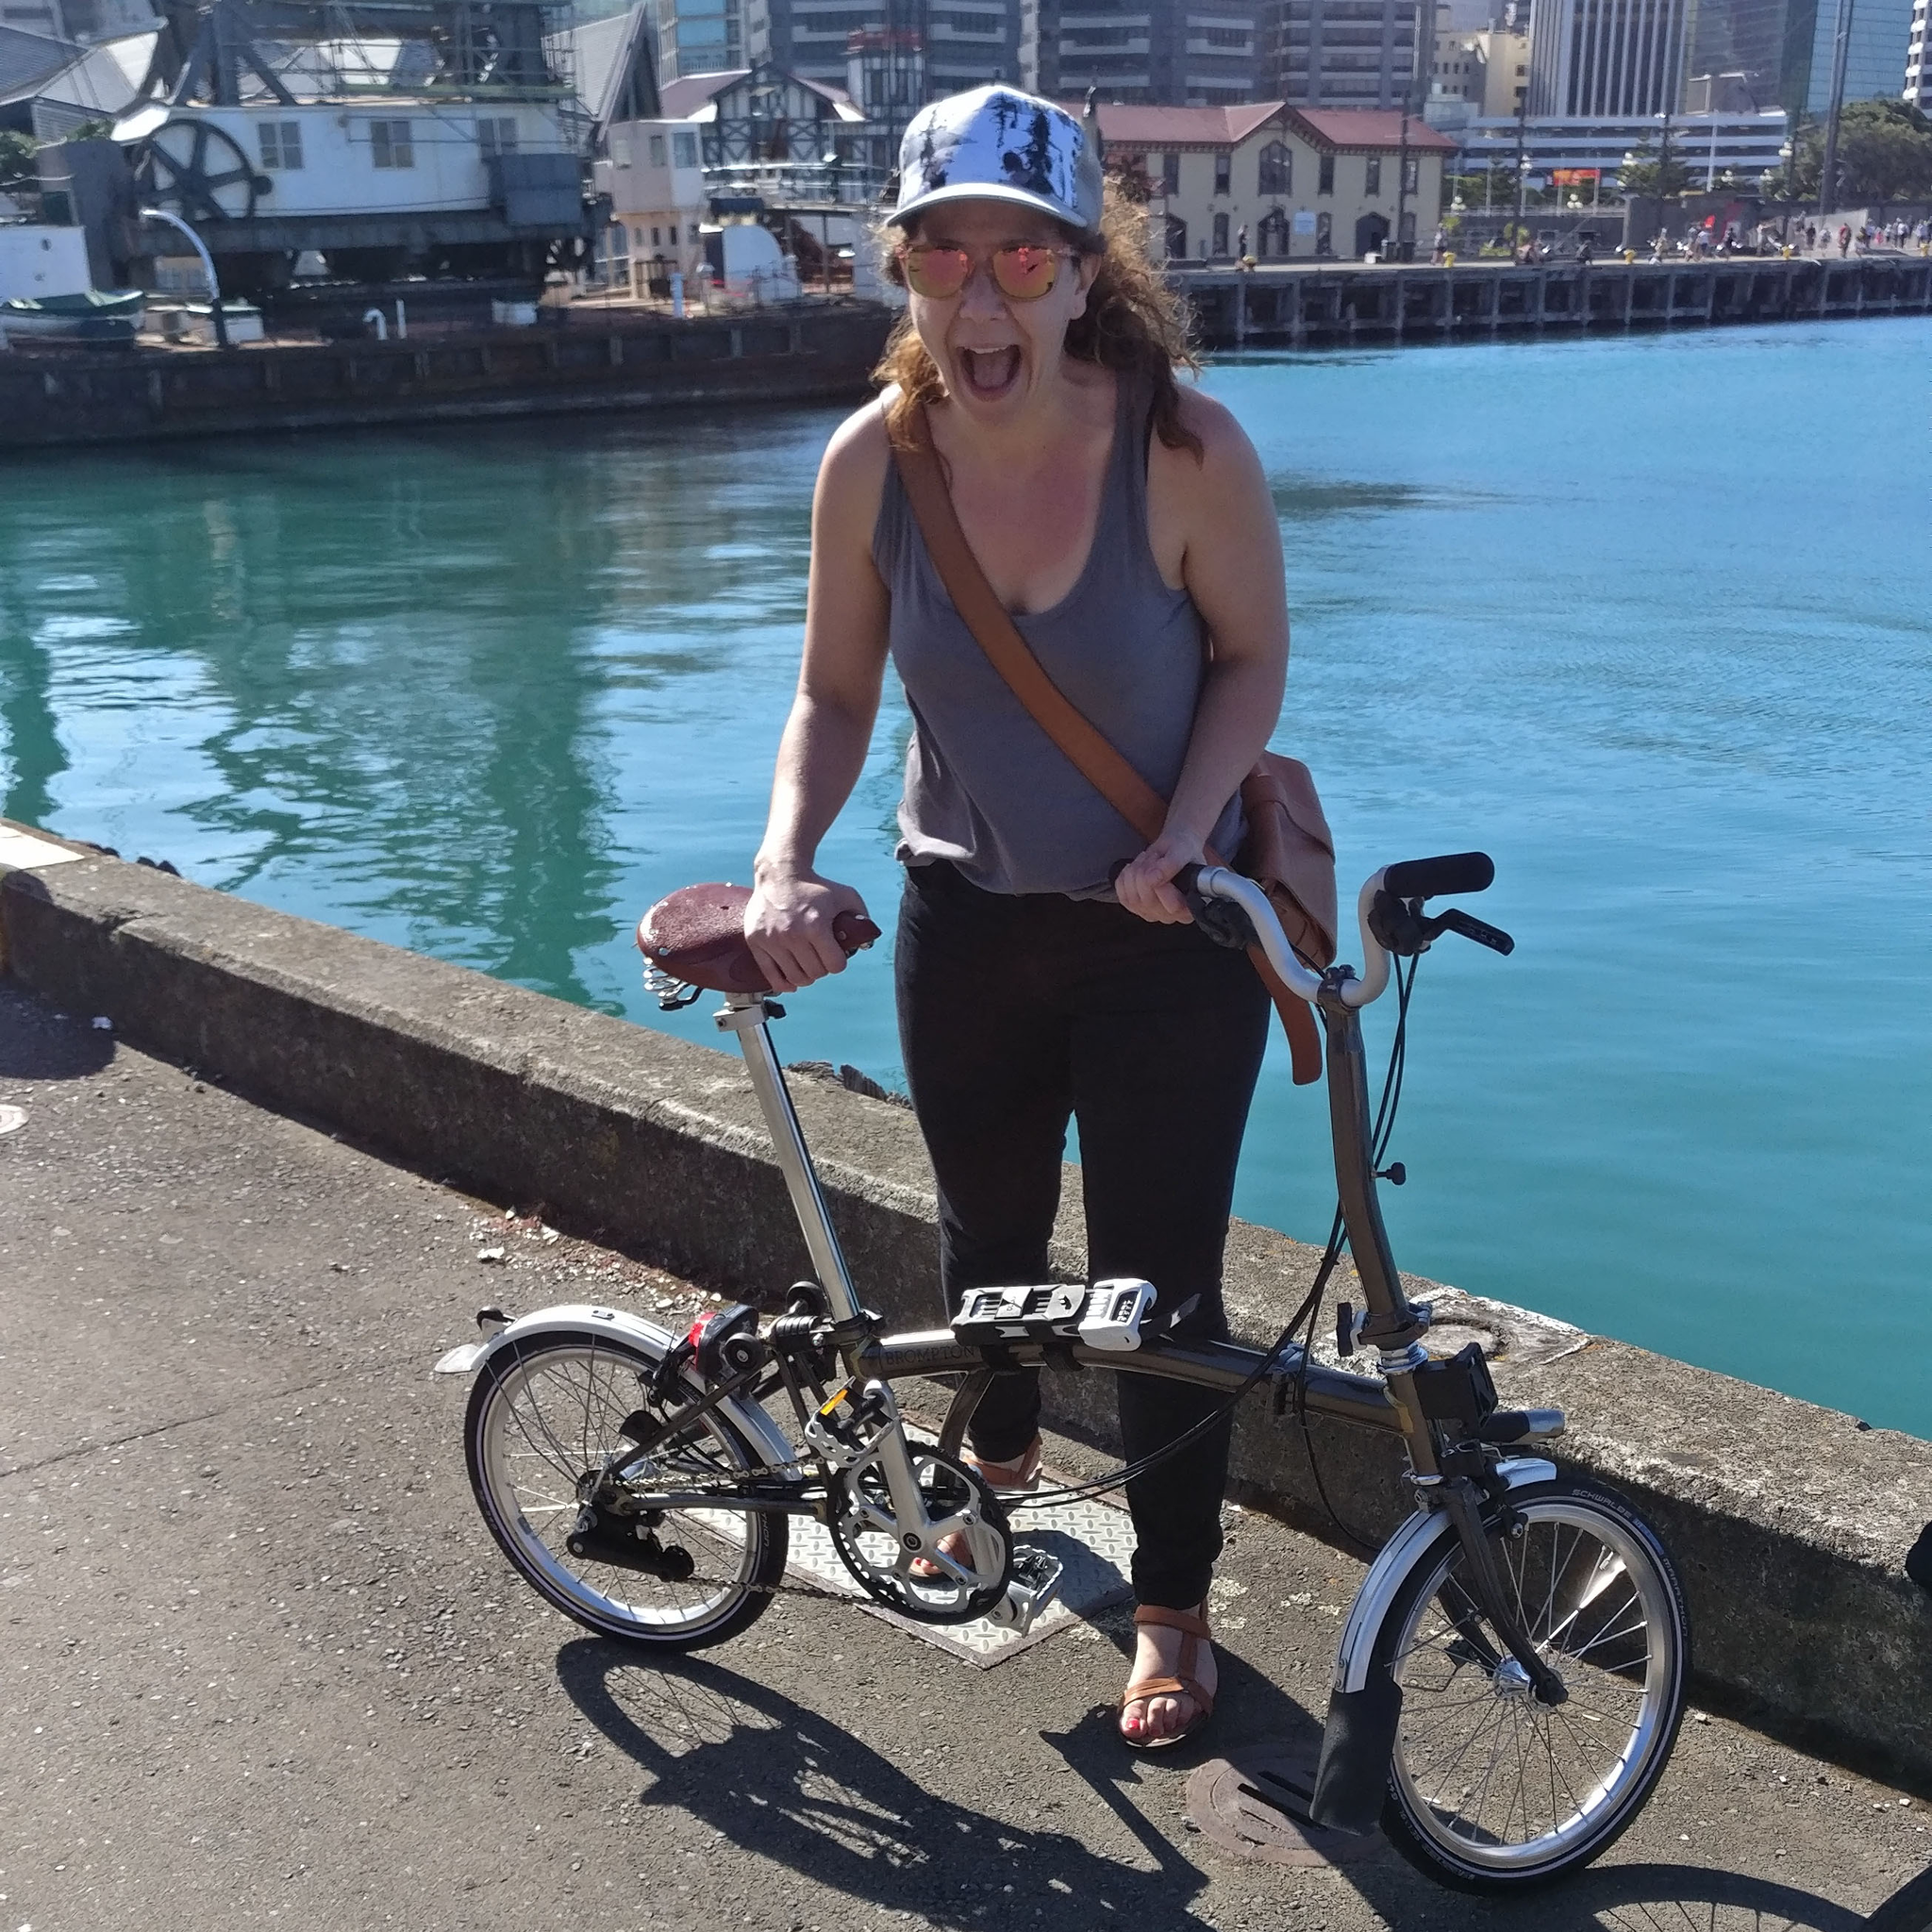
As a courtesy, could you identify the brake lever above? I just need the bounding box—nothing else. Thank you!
[1189,889,1257,952]
[1433,908,1515,956]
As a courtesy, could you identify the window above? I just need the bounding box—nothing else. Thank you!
[1213,151,1230,194]
[673,130,699,168]
[1316,208,1332,252]
[1202,24,1247,42]
[370,119,414,169]
[650,133,667,165]
[477,116,517,158]
[652,225,661,245]
[1257,140,1290,194]
[258,120,303,170]
[1398,208,1416,242]
[633,225,646,248]
[1317,153,1334,194]
[1164,212,1187,258]
[1212,211,1229,255]
[1364,155,1380,195]
[688,222,700,241]
[1161,151,1180,194]
[1257,207,1290,256]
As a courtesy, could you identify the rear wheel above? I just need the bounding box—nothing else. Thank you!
[465,1331,785,1650]
[1375,1475,1689,1891]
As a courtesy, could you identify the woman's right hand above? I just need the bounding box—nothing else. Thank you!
[743,867,871,993]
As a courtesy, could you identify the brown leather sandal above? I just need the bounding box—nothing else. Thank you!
[1119,1604,1216,1751]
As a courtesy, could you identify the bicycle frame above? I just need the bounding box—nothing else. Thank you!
[716,985,1424,1457]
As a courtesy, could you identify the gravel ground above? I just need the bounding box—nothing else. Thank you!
[2,979,1925,1932]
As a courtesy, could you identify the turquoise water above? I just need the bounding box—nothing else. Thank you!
[3,318,1927,1433]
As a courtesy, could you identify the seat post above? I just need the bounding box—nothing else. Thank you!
[717,993,863,1326]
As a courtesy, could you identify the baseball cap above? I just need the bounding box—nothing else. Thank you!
[890,85,1105,236]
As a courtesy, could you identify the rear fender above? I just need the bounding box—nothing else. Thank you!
[441,1302,798,1475]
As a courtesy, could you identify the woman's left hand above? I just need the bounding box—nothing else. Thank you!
[1115,831,1204,925]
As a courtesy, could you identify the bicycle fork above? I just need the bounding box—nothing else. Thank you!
[1309,978,1565,1832]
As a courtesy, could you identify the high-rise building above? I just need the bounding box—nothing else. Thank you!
[1262,0,1424,108]
[1683,0,1818,115]
[754,0,1020,95]
[658,0,745,79]
[1023,0,1264,105]
[1801,0,1915,110]
[1907,0,1931,106]
[1525,0,1690,114]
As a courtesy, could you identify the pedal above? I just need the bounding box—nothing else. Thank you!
[1076,1278,1158,1352]
[987,1547,1065,1636]
[952,1283,1089,1347]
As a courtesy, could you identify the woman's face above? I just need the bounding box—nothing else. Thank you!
[900,198,1098,423]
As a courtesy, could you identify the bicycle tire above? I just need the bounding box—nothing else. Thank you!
[1372,1474,1689,1891]
[465,1329,786,1651]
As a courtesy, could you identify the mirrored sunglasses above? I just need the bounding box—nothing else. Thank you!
[898,243,1072,302]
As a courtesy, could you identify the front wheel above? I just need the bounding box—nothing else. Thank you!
[1374,1474,1689,1891]
[465,1330,786,1650]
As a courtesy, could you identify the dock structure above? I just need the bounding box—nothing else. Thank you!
[0,302,894,450]
[1181,254,1932,348]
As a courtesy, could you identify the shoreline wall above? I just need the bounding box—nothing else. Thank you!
[6,822,1931,1786]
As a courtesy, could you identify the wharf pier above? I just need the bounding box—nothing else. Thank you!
[0,300,893,450]
[1181,252,1932,348]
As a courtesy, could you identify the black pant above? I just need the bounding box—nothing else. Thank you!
[895,860,1271,1609]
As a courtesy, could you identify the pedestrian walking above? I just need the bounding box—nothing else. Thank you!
[745,83,1292,1754]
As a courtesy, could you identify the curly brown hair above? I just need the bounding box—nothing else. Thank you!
[872,181,1203,459]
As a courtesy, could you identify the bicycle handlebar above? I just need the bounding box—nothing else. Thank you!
[1177,855,1498,1010]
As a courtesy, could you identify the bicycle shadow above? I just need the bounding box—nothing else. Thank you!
[557,1637,1212,1928]
[558,1633,1864,1932]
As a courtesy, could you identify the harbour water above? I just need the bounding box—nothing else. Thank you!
[2,317,1927,1432]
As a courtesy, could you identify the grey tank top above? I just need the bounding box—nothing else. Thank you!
[873,374,1245,899]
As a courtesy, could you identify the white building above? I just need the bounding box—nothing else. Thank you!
[1457,107,1790,184]
[1909,0,1931,108]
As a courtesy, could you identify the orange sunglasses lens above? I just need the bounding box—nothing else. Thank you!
[990,245,1061,299]
[901,246,973,297]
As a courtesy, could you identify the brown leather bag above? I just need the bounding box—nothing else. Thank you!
[893,408,1338,1084]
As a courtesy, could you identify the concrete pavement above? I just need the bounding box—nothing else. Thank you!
[3,978,1926,1932]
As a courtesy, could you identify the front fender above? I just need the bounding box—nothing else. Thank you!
[437,1302,800,1478]
[1329,1457,1557,1694]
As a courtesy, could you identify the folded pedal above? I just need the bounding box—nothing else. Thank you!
[988,1546,1065,1637]
[951,1277,1157,1352]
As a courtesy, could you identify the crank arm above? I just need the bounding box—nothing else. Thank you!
[1438,1478,1568,1706]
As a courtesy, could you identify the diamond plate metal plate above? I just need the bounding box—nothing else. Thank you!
[783,1474,1137,1668]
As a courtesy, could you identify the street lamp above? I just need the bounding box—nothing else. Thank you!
[139,207,228,349]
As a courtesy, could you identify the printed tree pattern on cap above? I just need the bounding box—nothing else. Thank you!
[895,86,1102,231]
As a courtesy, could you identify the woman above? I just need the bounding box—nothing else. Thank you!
[743,84,1290,1749]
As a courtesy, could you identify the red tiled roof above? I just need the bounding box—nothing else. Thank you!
[1290,108,1457,151]
[1089,102,1289,149]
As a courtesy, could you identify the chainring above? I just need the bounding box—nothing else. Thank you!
[826,1441,1012,1624]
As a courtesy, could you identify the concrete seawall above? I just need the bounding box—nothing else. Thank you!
[6,822,1930,1785]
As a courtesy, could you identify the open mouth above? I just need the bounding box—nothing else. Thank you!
[957,345,1022,400]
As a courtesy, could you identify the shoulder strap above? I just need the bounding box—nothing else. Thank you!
[891,404,1324,1085]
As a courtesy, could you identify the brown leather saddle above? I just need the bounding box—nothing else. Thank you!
[636,882,881,1002]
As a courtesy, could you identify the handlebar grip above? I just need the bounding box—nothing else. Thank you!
[1382,852,1495,900]
[832,910,881,957]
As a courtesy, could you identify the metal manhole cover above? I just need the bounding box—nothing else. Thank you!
[1185,1743,1382,1868]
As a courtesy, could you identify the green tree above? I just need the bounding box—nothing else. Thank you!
[0,129,36,193]
[1617,138,1694,198]
[1794,98,1932,203]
